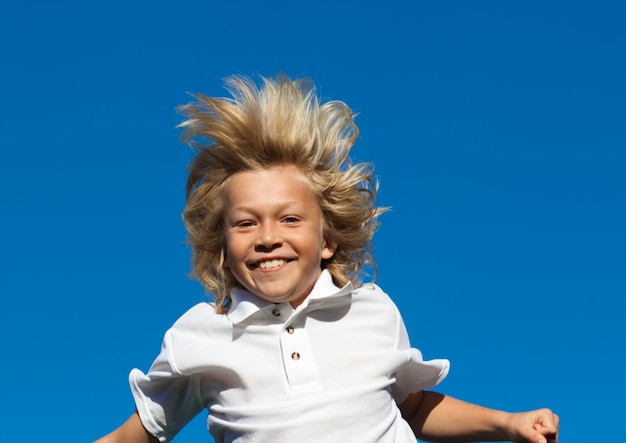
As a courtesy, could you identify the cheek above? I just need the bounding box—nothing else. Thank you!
[223,247,240,271]
[222,235,235,268]
[223,234,246,266]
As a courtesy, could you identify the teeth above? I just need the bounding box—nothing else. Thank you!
[259,259,286,269]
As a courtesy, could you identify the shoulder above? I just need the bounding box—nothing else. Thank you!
[353,282,397,306]
[167,302,231,340]
[352,282,402,323]
[169,301,212,323]
[161,302,233,373]
[174,301,219,321]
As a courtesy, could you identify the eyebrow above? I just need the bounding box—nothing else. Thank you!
[229,201,306,214]
[228,200,309,218]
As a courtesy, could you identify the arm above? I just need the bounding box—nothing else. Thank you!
[93,411,159,443]
[399,391,559,443]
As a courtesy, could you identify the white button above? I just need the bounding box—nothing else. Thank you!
[272,308,281,317]
[286,326,295,334]
[291,352,300,360]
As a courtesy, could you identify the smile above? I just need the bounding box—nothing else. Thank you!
[258,259,287,269]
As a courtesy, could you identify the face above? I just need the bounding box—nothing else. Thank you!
[222,165,336,308]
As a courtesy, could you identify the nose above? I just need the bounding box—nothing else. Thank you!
[255,222,282,251]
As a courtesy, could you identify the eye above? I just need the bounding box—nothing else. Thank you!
[235,220,255,228]
[282,216,301,224]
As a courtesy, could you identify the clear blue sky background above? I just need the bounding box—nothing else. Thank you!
[1,1,624,442]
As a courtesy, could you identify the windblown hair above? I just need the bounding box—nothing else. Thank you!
[178,74,385,313]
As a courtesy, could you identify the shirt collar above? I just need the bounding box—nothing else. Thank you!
[227,270,353,324]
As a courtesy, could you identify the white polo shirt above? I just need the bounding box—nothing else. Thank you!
[130,270,449,442]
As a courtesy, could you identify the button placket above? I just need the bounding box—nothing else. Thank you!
[279,316,320,388]
[266,304,294,323]
[284,324,300,360]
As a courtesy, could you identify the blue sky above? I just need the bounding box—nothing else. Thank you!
[1,1,624,442]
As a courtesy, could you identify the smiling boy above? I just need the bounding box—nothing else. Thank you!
[95,74,558,443]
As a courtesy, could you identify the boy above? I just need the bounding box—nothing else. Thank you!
[95,74,559,443]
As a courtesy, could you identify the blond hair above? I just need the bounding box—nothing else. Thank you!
[178,74,384,312]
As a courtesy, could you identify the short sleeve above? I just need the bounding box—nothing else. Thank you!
[391,307,450,404]
[129,329,204,443]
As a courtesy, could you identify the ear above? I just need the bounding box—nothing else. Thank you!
[322,239,337,260]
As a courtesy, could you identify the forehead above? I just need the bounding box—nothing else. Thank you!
[224,165,319,211]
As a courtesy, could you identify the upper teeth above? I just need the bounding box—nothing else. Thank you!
[259,259,286,269]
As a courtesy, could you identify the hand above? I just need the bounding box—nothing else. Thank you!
[507,408,559,443]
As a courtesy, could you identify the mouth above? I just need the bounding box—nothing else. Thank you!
[257,258,288,270]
